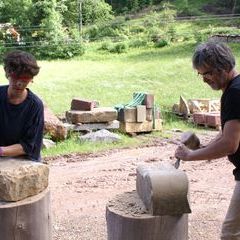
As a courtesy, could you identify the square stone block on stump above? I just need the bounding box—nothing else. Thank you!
[0,158,49,202]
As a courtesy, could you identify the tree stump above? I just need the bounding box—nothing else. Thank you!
[0,188,52,240]
[106,191,188,240]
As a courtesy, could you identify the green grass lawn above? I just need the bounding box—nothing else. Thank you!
[1,41,240,157]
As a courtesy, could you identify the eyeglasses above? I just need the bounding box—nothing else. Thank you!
[197,70,213,79]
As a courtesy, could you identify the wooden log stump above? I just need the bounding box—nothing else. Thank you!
[0,188,52,240]
[106,191,188,240]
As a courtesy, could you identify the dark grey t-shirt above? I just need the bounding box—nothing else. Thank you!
[0,85,44,161]
[221,75,240,180]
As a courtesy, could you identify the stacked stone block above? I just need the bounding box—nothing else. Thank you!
[65,98,119,131]
[193,112,220,129]
[118,93,162,134]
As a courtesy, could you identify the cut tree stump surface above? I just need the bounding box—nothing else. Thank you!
[106,191,188,240]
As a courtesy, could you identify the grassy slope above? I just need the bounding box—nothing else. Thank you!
[2,42,240,156]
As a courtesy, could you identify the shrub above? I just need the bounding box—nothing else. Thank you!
[32,41,85,60]
[110,42,128,54]
[130,25,146,34]
[129,39,148,48]
[154,39,169,48]
[98,41,112,51]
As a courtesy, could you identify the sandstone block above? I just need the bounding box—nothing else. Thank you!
[146,108,153,121]
[192,112,206,125]
[154,106,161,119]
[137,105,146,122]
[66,107,117,124]
[205,112,220,127]
[120,120,153,133]
[0,159,49,202]
[71,98,99,111]
[118,107,137,122]
[152,119,163,131]
[65,120,119,131]
[44,105,67,141]
[143,94,154,108]
[136,163,191,216]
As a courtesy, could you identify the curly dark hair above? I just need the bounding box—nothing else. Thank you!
[192,41,235,72]
[3,50,40,77]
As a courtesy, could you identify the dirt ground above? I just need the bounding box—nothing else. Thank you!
[48,130,236,240]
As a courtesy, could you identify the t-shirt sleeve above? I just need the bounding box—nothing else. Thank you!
[20,102,44,161]
[224,88,240,122]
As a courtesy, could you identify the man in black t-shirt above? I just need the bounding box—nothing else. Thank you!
[0,50,44,161]
[175,42,240,239]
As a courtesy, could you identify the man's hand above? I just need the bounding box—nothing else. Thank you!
[175,144,192,161]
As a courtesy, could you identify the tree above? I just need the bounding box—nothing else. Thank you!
[82,0,114,24]
[127,0,139,12]
[57,0,113,27]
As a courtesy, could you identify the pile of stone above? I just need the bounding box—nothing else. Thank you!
[172,96,220,129]
[118,93,162,134]
[65,98,119,132]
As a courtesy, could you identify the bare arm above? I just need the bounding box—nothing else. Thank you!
[175,120,240,161]
[0,144,26,157]
[206,130,222,146]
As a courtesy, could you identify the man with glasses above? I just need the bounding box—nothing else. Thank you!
[175,41,240,239]
[0,50,44,161]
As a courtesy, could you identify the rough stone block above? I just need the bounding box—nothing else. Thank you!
[152,119,163,131]
[120,121,153,133]
[71,98,99,111]
[205,112,220,127]
[136,163,191,216]
[146,108,153,121]
[118,108,137,122]
[66,107,118,124]
[44,105,68,141]
[154,106,161,119]
[64,120,120,131]
[137,105,146,122]
[0,159,49,202]
[192,112,206,125]
[143,94,154,109]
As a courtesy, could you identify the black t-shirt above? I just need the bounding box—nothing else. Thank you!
[0,85,44,161]
[221,75,240,180]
